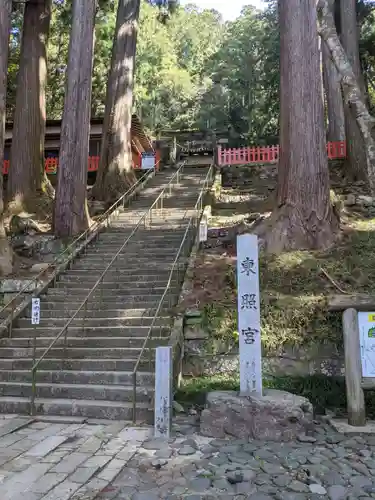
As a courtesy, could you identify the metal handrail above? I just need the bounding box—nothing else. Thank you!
[131,164,214,422]
[29,161,186,414]
[1,168,155,336]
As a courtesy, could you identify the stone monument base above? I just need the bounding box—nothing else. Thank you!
[200,390,314,441]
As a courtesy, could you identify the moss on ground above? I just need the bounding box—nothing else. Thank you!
[176,373,375,417]
[187,216,375,353]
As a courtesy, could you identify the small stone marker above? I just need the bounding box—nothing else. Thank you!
[154,346,172,438]
[31,298,40,325]
[236,234,262,395]
[199,216,208,242]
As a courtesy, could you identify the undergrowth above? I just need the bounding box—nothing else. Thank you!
[189,217,375,352]
[175,373,375,417]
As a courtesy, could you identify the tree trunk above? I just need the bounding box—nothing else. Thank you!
[92,0,139,202]
[322,29,345,141]
[340,0,367,180]
[53,0,95,237]
[8,0,54,215]
[259,0,339,254]
[317,0,375,194]
[0,1,14,275]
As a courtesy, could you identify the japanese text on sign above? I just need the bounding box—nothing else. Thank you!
[236,234,262,395]
[31,298,40,325]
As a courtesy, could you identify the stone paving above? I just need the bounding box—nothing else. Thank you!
[0,415,152,500]
[3,414,375,499]
[104,415,375,500]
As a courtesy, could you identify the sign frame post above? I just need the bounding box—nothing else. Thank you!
[236,234,262,396]
[154,346,172,438]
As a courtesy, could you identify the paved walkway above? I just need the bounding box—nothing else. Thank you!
[1,414,375,499]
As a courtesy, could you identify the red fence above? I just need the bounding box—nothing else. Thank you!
[2,150,161,175]
[217,141,347,166]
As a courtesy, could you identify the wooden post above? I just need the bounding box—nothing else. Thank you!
[154,346,172,438]
[343,308,366,426]
[237,234,262,396]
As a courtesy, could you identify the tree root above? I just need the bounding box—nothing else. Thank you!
[253,204,340,254]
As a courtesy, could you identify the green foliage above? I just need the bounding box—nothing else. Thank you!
[5,0,375,139]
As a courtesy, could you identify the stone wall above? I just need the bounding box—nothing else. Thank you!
[221,164,277,189]
[221,160,345,189]
[182,315,344,379]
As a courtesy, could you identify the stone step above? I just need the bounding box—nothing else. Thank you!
[68,258,188,269]
[6,325,170,338]
[0,396,151,421]
[1,336,169,349]
[0,357,154,371]
[55,278,173,288]
[50,286,170,295]
[61,269,180,277]
[0,369,154,385]
[38,295,163,306]
[93,236,186,246]
[21,304,170,317]
[0,382,153,402]
[14,315,169,329]
[42,295,176,306]
[0,346,156,359]
[68,255,188,264]
[84,248,179,256]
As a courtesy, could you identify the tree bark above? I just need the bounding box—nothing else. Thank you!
[340,0,367,180]
[92,0,139,203]
[8,0,54,215]
[0,1,14,275]
[317,0,375,194]
[53,0,95,237]
[259,0,339,254]
[322,29,345,141]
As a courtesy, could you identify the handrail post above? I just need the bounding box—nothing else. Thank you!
[82,298,88,333]
[31,366,36,416]
[132,371,137,423]
[63,326,68,359]
[99,277,103,309]
[30,321,37,416]
[9,304,13,338]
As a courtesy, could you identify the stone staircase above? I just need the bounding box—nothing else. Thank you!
[0,166,210,421]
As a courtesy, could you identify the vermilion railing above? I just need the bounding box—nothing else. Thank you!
[217,141,347,166]
[2,156,100,175]
[2,150,161,174]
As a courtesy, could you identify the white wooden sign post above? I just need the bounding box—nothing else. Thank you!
[31,298,40,325]
[236,234,262,396]
[199,215,208,243]
[154,346,172,438]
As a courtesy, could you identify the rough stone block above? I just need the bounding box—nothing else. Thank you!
[200,390,313,442]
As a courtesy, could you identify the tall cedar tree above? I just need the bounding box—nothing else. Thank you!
[53,0,96,237]
[92,0,140,202]
[318,0,375,193]
[258,0,339,253]
[322,0,345,142]
[0,1,13,275]
[340,0,367,180]
[8,0,54,214]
